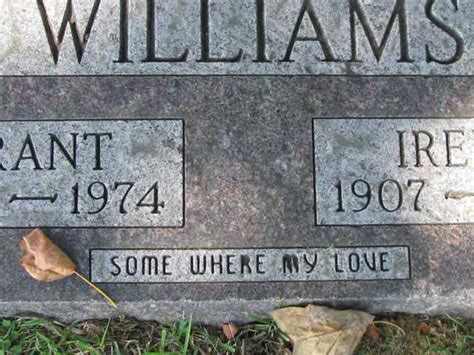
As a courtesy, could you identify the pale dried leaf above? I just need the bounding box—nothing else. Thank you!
[20,228,76,282]
[271,305,374,355]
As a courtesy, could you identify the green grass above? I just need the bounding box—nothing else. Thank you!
[356,314,474,355]
[0,314,472,354]
[0,315,288,354]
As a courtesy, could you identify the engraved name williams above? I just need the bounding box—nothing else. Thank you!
[35,0,464,65]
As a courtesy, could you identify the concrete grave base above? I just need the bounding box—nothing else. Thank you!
[0,76,472,321]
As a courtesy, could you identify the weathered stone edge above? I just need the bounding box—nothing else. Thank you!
[1,293,472,324]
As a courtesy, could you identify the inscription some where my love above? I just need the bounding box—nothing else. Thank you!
[90,247,411,283]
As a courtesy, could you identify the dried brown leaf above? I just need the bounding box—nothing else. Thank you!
[418,322,432,335]
[271,305,374,355]
[368,324,381,343]
[20,228,76,282]
[18,229,117,308]
[222,323,239,340]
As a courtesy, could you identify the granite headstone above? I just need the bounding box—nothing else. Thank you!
[0,0,472,323]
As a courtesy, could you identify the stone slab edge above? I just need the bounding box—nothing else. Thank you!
[1,292,472,324]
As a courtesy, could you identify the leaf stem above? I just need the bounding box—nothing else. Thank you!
[74,271,117,308]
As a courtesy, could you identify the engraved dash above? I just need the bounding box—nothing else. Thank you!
[9,193,59,204]
[445,191,474,200]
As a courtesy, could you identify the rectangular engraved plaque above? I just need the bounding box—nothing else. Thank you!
[90,246,411,283]
[314,118,473,226]
[0,119,184,227]
[0,0,472,76]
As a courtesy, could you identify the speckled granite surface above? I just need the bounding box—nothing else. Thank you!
[0,76,471,322]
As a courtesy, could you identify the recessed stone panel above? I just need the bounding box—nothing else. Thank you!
[0,119,184,227]
[313,118,474,226]
[90,247,411,283]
